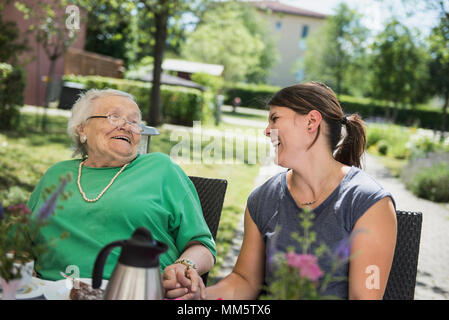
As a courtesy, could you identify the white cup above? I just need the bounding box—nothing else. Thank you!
[15,260,35,291]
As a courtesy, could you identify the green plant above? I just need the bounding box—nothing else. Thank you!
[0,63,26,130]
[223,82,280,109]
[377,139,389,156]
[404,161,449,203]
[63,74,208,126]
[0,174,71,282]
[366,126,385,148]
[261,207,359,300]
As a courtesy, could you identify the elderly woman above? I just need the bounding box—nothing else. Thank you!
[27,89,215,298]
[200,82,397,300]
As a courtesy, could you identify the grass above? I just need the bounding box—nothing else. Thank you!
[1,110,264,281]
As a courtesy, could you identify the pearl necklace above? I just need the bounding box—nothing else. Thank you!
[77,160,129,202]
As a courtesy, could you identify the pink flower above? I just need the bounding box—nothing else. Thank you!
[285,253,323,282]
[6,203,31,215]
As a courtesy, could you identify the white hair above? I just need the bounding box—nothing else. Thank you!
[67,88,141,158]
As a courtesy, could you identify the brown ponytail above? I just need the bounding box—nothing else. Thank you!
[268,82,367,168]
[334,114,366,168]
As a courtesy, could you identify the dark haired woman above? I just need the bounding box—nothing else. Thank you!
[201,82,397,300]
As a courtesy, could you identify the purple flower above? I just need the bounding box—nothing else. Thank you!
[37,178,68,222]
[0,202,4,220]
[333,228,366,262]
[285,252,323,282]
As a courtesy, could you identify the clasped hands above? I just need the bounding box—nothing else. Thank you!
[162,263,206,300]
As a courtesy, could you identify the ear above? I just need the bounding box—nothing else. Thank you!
[306,110,323,132]
[77,123,86,138]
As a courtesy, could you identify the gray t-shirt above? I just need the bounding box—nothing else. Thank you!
[247,166,396,299]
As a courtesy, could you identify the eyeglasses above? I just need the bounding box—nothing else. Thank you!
[87,114,143,134]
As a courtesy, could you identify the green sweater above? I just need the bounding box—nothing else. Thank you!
[27,153,216,281]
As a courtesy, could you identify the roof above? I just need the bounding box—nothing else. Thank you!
[162,59,224,76]
[135,72,205,91]
[251,1,327,19]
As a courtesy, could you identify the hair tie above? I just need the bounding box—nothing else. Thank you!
[341,116,348,125]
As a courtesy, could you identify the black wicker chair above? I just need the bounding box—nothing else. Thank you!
[189,176,228,285]
[383,210,423,300]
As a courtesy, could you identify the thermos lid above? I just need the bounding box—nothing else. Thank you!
[118,227,168,268]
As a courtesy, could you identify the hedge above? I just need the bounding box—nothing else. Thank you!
[0,63,26,130]
[339,99,444,131]
[63,75,207,126]
[224,82,280,110]
[224,82,444,130]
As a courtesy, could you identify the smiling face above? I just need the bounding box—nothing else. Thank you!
[265,106,319,168]
[77,95,142,167]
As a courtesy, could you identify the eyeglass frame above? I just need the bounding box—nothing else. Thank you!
[86,114,144,134]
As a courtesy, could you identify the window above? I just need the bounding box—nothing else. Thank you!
[301,25,309,38]
[295,69,305,82]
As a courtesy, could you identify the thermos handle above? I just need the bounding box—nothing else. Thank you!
[92,240,126,289]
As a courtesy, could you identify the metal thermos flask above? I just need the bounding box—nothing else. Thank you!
[92,227,168,300]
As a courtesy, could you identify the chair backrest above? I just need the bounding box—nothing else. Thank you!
[383,210,423,300]
[189,176,228,285]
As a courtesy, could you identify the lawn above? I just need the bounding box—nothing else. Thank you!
[0,110,265,282]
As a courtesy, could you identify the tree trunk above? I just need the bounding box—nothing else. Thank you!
[441,94,448,142]
[147,11,168,127]
[41,57,57,132]
[392,102,400,123]
[384,101,391,121]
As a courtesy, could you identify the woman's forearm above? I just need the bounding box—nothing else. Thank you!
[205,272,260,300]
[178,242,214,276]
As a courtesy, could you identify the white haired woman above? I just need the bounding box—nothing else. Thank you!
[27,89,215,299]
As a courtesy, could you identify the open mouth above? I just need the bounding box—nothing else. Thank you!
[112,135,131,144]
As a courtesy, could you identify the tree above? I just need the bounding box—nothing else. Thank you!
[77,0,206,126]
[369,19,429,121]
[16,0,81,131]
[303,3,369,96]
[0,3,28,65]
[428,11,449,139]
[180,1,278,83]
[83,1,136,66]
[135,0,210,126]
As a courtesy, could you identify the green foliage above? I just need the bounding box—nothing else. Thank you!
[302,3,369,96]
[63,74,208,126]
[340,96,446,130]
[83,1,136,65]
[261,207,348,300]
[0,63,26,130]
[191,73,224,95]
[223,82,280,109]
[402,160,449,203]
[0,174,71,281]
[427,14,449,134]
[369,19,430,118]
[377,140,389,156]
[0,12,28,64]
[366,124,411,160]
[181,1,278,83]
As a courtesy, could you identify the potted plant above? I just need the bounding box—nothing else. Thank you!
[260,207,363,300]
[0,174,71,299]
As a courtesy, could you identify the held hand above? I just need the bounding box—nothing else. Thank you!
[162,264,190,299]
[162,263,206,300]
[179,268,206,300]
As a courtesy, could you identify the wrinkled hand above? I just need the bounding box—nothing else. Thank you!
[162,264,206,300]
